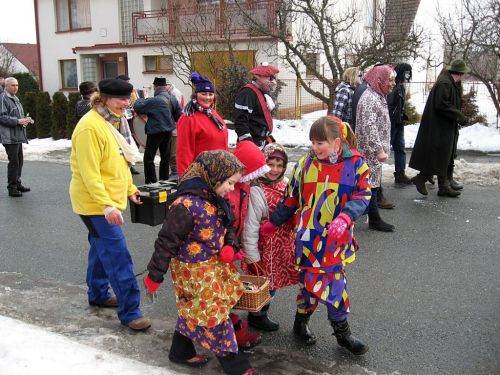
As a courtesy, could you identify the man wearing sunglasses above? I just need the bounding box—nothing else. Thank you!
[234,62,279,148]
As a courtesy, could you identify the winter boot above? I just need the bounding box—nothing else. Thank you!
[217,351,257,375]
[368,211,395,232]
[377,188,395,209]
[331,320,369,355]
[248,304,280,331]
[448,167,463,190]
[411,174,429,195]
[8,188,22,197]
[437,176,461,197]
[293,312,317,345]
[394,171,412,185]
[231,313,262,350]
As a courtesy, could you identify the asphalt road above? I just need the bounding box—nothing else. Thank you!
[0,160,499,374]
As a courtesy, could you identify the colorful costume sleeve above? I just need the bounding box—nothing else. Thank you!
[341,157,371,221]
[148,202,194,282]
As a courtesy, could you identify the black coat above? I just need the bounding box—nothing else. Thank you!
[409,71,467,176]
[387,82,407,127]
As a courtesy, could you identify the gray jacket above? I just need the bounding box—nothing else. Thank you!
[0,92,28,144]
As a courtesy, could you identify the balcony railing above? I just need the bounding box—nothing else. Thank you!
[132,0,278,43]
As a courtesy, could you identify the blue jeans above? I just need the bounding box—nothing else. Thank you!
[391,125,406,172]
[81,215,143,324]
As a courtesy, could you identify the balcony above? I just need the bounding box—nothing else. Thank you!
[132,0,278,43]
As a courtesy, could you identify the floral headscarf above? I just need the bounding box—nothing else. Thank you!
[364,64,395,97]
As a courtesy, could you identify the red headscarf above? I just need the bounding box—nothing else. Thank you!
[364,65,395,96]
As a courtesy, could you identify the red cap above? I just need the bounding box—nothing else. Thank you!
[250,63,279,77]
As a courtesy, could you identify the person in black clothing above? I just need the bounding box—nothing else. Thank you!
[75,81,97,122]
[388,63,413,184]
[234,62,279,148]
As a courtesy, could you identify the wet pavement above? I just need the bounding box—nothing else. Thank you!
[0,159,499,374]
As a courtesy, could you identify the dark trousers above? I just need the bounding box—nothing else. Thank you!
[169,135,177,175]
[391,125,406,172]
[80,215,143,324]
[144,131,172,183]
[3,143,24,190]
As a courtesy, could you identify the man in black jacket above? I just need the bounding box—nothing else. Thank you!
[388,63,412,184]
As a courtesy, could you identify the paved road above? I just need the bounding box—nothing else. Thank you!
[0,160,499,374]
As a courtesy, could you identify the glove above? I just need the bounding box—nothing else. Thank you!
[327,213,352,240]
[261,220,277,236]
[233,249,244,262]
[143,275,161,294]
[219,245,235,263]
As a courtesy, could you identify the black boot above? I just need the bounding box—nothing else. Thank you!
[8,188,22,197]
[448,166,463,190]
[394,171,412,185]
[368,188,394,232]
[437,176,461,197]
[293,312,317,345]
[411,173,429,195]
[331,320,369,355]
[248,304,280,331]
[217,352,257,375]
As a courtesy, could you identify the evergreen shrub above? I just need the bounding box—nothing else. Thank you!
[36,92,52,138]
[23,92,38,139]
[67,92,80,138]
[51,92,68,140]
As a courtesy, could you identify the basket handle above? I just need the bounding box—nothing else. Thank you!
[242,255,265,277]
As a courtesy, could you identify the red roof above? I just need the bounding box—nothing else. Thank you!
[1,43,39,77]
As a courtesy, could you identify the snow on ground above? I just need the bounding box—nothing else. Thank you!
[0,315,176,375]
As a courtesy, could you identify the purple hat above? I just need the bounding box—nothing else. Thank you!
[190,72,215,93]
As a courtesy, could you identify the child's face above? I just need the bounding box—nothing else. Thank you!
[265,158,285,181]
[311,138,341,160]
[215,172,242,197]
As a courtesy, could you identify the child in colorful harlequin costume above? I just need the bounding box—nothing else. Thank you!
[241,143,299,331]
[262,116,372,355]
[143,150,261,375]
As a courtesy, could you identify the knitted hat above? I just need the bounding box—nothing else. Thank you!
[153,77,167,86]
[233,141,271,183]
[98,78,133,99]
[250,62,279,77]
[190,72,215,93]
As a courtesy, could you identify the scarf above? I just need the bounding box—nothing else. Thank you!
[364,65,395,97]
[95,103,140,165]
[178,150,245,226]
[183,99,225,130]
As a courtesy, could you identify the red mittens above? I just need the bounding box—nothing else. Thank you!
[219,245,236,263]
[261,220,277,236]
[143,275,161,294]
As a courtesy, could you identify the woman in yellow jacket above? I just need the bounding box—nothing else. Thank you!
[69,78,150,331]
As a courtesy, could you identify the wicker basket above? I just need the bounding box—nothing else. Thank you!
[234,260,271,312]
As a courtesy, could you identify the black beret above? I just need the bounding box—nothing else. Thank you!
[98,78,133,99]
[116,74,130,81]
[153,77,167,86]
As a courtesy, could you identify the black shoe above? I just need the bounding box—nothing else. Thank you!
[450,179,463,190]
[17,184,31,192]
[248,313,280,331]
[331,320,369,355]
[437,187,461,197]
[293,313,317,345]
[377,196,395,209]
[394,171,412,185]
[8,189,22,197]
[411,175,428,195]
[130,166,140,175]
[368,217,395,232]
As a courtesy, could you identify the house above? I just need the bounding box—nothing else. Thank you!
[34,0,421,114]
[0,43,40,79]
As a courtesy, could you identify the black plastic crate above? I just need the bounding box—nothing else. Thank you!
[129,181,177,226]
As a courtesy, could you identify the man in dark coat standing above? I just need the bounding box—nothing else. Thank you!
[409,59,469,197]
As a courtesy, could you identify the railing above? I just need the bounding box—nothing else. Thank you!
[132,0,278,43]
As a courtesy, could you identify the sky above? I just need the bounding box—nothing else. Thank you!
[0,1,37,44]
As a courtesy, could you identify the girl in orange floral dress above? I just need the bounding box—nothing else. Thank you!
[144,150,261,375]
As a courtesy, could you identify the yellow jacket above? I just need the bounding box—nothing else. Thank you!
[69,109,137,215]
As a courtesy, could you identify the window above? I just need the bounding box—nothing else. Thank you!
[55,0,91,32]
[60,60,77,89]
[365,0,377,29]
[103,61,118,79]
[305,53,319,78]
[144,55,174,73]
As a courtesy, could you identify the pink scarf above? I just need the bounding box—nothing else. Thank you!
[364,65,395,96]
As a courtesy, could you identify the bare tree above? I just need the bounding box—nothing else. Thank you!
[438,0,500,115]
[0,47,15,77]
[233,0,424,112]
